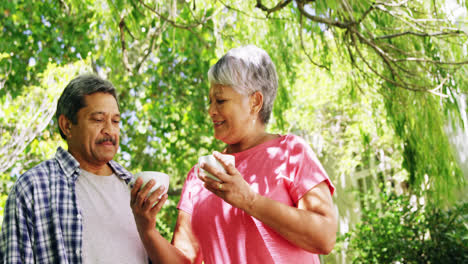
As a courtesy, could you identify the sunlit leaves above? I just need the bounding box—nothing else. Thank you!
[0,0,95,98]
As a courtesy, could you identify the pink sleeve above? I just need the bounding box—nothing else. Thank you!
[287,136,335,203]
[177,166,197,215]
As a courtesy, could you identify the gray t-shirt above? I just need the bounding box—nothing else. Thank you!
[76,170,148,264]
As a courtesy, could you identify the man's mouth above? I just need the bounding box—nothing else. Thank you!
[96,138,116,145]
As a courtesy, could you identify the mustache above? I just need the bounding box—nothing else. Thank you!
[96,137,117,145]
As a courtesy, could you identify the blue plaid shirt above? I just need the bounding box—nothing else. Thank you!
[0,147,134,263]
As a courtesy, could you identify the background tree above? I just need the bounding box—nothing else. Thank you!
[1,0,467,262]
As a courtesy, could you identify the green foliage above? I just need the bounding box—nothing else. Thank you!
[1,1,467,261]
[0,60,91,191]
[1,0,465,201]
[339,191,468,263]
[0,0,95,98]
[155,197,180,240]
[382,83,464,202]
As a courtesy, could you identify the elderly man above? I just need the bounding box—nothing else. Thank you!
[0,74,148,263]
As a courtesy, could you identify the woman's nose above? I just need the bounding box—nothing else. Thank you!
[208,102,217,117]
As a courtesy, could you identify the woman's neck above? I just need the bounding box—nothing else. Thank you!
[226,132,278,154]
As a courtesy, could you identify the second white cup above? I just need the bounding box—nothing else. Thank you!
[129,171,169,198]
[198,154,235,182]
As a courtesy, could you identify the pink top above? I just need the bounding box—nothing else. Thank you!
[177,134,335,264]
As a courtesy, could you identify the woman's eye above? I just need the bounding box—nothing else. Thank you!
[216,99,226,104]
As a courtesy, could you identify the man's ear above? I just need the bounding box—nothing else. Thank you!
[250,91,263,115]
[58,115,73,139]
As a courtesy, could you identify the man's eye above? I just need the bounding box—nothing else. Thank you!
[94,119,103,122]
[112,120,120,124]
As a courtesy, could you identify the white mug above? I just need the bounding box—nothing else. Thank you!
[198,154,235,182]
[129,171,169,198]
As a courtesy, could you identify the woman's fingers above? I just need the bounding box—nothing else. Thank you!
[200,162,229,183]
[213,151,237,176]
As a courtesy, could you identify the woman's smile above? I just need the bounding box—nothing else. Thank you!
[213,120,225,127]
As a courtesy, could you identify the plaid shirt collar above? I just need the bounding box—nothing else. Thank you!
[55,146,133,182]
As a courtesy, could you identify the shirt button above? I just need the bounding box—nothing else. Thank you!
[76,249,81,255]
[77,214,82,219]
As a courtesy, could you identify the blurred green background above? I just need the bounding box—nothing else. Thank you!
[1,0,467,262]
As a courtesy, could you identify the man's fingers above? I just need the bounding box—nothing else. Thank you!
[130,177,143,205]
[135,179,156,207]
[143,186,166,210]
[150,194,168,214]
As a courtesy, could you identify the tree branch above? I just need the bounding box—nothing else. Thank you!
[350,30,426,92]
[255,0,292,16]
[374,5,426,32]
[138,0,210,29]
[137,0,214,49]
[342,35,366,94]
[220,0,293,21]
[393,57,468,65]
[356,4,374,24]
[296,1,350,29]
[252,0,467,94]
[340,0,356,23]
[119,17,133,73]
[91,56,99,74]
[135,24,167,72]
[429,74,450,98]
[375,30,464,40]
[123,21,136,40]
[0,59,12,90]
[299,13,330,70]
[375,0,409,8]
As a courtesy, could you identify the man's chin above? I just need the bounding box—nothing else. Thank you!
[95,151,117,163]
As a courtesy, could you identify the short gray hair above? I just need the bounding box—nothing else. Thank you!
[55,74,118,139]
[208,45,278,124]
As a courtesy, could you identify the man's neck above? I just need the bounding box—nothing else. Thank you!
[80,163,113,176]
[68,149,114,176]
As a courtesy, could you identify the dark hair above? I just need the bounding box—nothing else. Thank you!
[55,74,118,139]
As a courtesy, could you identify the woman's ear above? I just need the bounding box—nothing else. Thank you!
[58,115,72,139]
[250,91,263,115]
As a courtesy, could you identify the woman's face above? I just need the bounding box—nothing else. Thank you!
[208,84,256,144]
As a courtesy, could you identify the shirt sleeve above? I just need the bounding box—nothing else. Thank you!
[177,166,197,215]
[287,135,335,203]
[0,184,35,264]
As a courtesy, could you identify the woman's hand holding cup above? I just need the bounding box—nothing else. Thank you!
[198,151,257,210]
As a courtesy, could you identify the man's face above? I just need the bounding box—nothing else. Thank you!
[67,92,120,167]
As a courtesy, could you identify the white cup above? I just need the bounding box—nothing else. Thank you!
[198,154,235,182]
[129,171,169,198]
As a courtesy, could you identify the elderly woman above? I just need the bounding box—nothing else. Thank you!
[131,45,337,263]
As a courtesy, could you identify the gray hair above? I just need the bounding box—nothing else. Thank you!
[208,45,278,124]
[55,74,118,139]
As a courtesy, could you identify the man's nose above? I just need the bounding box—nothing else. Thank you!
[102,119,118,135]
